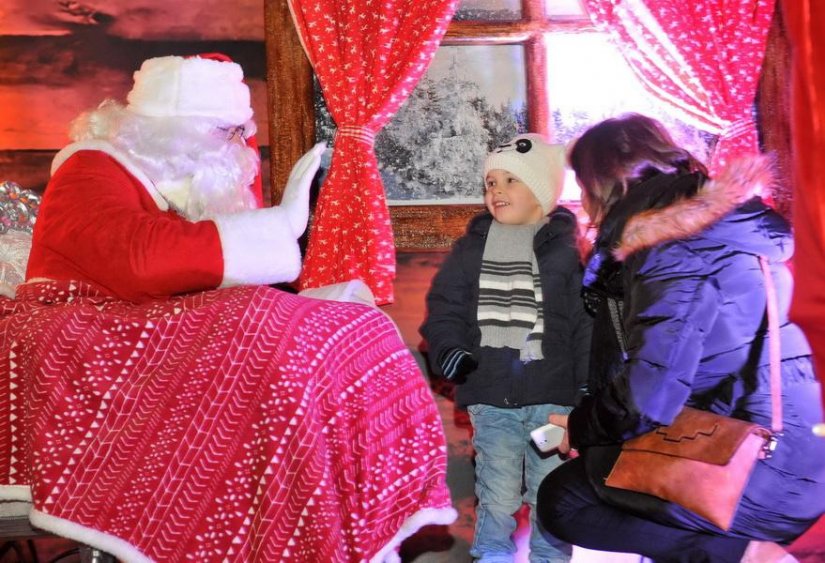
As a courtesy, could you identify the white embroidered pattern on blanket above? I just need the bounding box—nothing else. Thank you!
[0,281,453,562]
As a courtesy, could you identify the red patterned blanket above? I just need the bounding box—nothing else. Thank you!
[0,280,455,562]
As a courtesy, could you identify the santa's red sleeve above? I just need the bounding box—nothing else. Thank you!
[26,143,300,302]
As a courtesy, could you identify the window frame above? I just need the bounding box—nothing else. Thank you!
[266,0,791,251]
[263,0,592,251]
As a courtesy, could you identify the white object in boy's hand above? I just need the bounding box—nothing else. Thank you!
[530,422,566,453]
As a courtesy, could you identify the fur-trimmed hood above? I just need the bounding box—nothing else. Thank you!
[614,155,783,261]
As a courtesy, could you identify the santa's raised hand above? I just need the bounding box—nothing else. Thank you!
[280,142,327,237]
[214,142,326,287]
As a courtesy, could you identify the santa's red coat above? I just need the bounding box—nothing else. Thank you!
[27,141,300,303]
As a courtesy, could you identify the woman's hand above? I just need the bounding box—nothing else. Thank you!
[548,413,578,459]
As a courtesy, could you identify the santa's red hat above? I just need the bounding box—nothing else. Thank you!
[127,54,253,125]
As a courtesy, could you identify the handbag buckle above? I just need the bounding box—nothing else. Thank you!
[762,433,780,459]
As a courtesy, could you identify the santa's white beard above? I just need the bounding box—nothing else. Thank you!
[70,101,259,221]
[143,140,260,221]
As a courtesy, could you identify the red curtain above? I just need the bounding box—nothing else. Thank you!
[784,0,825,406]
[583,0,775,175]
[289,0,458,305]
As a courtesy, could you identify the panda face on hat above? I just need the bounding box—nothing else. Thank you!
[483,134,567,216]
[513,137,534,153]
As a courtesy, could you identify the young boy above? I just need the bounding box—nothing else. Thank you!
[421,134,592,562]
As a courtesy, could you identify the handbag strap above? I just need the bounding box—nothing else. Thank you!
[758,256,783,435]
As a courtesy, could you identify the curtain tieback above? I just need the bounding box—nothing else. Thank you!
[335,126,376,147]
[719,118,753,140]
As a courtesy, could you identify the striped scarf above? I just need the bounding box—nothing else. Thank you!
[478,220,545,362]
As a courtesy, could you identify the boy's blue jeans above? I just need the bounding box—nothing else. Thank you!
[468,403,572,563]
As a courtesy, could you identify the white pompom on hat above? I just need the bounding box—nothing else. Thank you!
[126,55,253,125]
[483,134,567,215]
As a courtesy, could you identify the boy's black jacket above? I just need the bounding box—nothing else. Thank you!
[421,207,592,408]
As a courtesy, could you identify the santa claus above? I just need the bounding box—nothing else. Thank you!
[26,53,325,302]
[1,53,455,562]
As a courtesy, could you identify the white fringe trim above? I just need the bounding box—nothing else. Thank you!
[368,506,458,563]
[2,488,457,562]
[29,509,154,563]
[0,484,32,501]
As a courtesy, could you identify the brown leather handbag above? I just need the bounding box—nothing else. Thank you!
[602,257,782,531]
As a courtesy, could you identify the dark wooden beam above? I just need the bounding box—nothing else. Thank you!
[443,19,593,45]
[389,205,486,251]
[263,0,314,205]
[0,150,56,192]
[0,34,267,86]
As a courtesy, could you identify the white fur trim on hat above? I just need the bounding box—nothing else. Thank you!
[484,134,566,215]
[127,56,253,125]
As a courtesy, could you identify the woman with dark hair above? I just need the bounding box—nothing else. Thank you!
[536,114,825,562]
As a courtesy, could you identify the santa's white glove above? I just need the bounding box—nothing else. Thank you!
[280,142,326,237]
[213,142,326,288]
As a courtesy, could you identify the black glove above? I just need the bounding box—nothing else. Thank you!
[581,286,602,318]
[439,348,478,384]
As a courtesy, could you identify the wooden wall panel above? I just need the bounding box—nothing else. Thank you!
[382,252,446,348]
[0,1,270,195]
[0,151,54,192]
[0,0,265,41]
[0,79,269,150]
[0,35,269,150]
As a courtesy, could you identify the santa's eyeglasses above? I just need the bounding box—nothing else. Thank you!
[216,125,247,142]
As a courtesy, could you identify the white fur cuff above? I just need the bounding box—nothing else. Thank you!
[214,207,301,287]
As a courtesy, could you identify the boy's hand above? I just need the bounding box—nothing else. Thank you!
[439,348,478,384]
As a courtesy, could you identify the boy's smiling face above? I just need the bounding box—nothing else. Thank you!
[484,169,544,225]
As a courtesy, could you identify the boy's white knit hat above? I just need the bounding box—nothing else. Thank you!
[126,55,253,125]
[483,134,566,215]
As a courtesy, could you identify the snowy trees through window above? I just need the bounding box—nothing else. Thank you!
[313,0,713,206]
